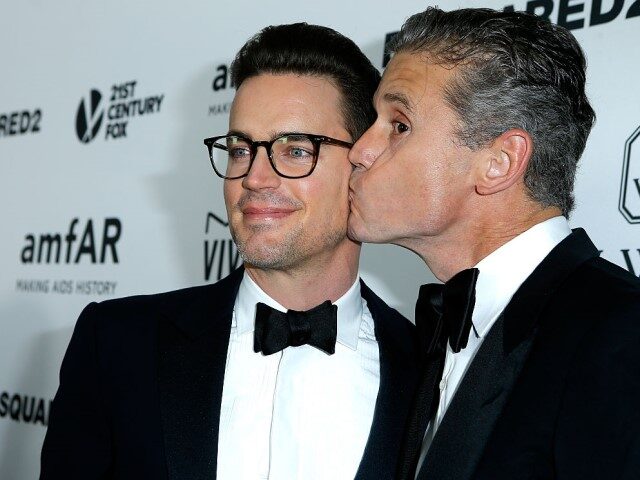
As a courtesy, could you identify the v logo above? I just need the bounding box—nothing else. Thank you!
[204,212,241,281]
[75,89,104,143]
[621,249,640,277]
[205,212,229,233]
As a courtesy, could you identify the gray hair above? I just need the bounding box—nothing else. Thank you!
[389,7,596,216]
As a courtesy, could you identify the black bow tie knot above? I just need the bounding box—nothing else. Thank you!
[254,301,338,355]
[416,267,479,356]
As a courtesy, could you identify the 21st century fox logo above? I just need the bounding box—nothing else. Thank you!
[75,80,164,143]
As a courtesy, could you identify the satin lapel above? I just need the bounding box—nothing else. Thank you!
[157,267,243,480]
[418,314,534,480]
[417,229,600,480]
[355,281,419,480]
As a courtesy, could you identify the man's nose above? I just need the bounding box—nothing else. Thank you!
[348,124,382,171]
[242,147,281,190]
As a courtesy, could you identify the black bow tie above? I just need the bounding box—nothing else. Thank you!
[253,301,338,355]
[416,267,480,356]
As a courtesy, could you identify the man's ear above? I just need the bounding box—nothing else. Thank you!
[475,129,532,195]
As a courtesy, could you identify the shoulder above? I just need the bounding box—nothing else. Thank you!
[539,254,640,356]
[546,255,640,391]
[76,267,243,338]
[578,254,639,289]
[557,255,640,320]
[572,255,640,343]
[78,284,209,328]
[548,258,640,461]
[86,282,215,317]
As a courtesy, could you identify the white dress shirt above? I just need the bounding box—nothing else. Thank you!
[217,273,380,480]
[416,216,572,471]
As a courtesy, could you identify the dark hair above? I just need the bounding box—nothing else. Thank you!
[389,8,595,216]
[230,23,381,141]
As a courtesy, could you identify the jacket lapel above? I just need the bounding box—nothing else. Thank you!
[157,267,243,480]
[417,229,600,480]
[356,280,419,480]
[417,313,534,480]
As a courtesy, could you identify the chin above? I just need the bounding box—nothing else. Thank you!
[347,218,372,243]
[236,231,300,269]
[351,218,403,245]
[239,245,289,270]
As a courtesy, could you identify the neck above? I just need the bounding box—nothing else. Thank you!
[245,240,360,311]
[411,205,563,282]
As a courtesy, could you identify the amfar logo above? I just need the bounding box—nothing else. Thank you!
[16,218,122,297]
[204,212,241,281]
[212,64,232,92]
[20,217,122,264]
[619,125,640,224]
[209,63,233,116]
[75,80,164,143]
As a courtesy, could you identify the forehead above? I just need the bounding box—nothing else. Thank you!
[375,52,453,112]
[230,73,346,137]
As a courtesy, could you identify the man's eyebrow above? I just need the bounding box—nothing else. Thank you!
[226,130,307,140]
[382,92,414,113]
[227,129,251,138]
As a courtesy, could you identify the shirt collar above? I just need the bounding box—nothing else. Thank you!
[471,216,572,338]
[233,272,364,350]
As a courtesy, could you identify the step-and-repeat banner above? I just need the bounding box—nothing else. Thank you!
[1,0,638,477]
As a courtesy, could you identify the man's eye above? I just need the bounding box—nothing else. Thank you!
[229,147,250,159]
[286,147,313,158]
[392,121,409,134]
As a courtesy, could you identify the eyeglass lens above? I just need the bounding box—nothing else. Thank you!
[211,134,317,178]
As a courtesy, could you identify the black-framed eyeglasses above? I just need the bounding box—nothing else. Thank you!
[203,132,353,179]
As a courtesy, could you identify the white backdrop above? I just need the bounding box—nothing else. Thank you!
[1,1,639,478]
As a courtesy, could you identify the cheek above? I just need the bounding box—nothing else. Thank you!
[223,182,241,214]
[366,160,410,206]
[301,174,350,223]
[365,153,432,221]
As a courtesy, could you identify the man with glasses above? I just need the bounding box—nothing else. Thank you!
[41,23,418,480]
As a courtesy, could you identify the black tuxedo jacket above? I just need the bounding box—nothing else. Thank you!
[40,267,418,480]
[416,229,640,480]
